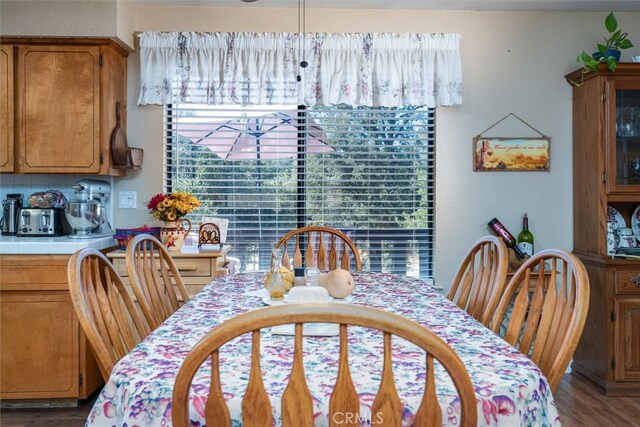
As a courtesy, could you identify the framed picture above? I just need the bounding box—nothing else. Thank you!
[473,137,550,172]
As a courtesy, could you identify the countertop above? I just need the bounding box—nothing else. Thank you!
[0,235,118,255]
[105,244,232,258]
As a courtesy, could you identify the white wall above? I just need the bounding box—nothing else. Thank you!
[0,0,135,47]
[1,1,117,37]
[2,2,640,291]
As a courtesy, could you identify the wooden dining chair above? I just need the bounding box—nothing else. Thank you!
[447,235,509,327]
[172,304,477,427]
[126,233,191,330]
[489,249,590,393]
[67,248,150,381]
[275,226,362,272]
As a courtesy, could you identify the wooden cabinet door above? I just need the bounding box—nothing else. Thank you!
[615,298,640,381]
[0,45,13,172]
[0,291,79,398]
[15,45,100,173]
[604,75,640,195]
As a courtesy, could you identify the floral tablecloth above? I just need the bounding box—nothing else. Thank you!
[87,272,560,426]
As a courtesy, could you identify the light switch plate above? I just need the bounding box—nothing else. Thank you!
[119,191,137,209]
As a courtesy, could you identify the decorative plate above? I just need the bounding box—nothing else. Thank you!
[261,294,353,306]
[632,205,640,242]
[617,247,640,256]
[607,206,627,255]
[330,296,354,304]
[261,295,286,306]
[607,206,627,229]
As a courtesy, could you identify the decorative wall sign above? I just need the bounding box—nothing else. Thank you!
[473,113,550,172]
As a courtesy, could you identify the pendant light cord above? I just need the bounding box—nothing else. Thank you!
[298,0,308,74]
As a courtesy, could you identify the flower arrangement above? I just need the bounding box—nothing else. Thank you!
[147,192,201,222]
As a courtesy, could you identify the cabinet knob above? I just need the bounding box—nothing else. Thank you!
[631,274,640,286]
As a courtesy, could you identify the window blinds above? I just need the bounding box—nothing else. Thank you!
[164,104,434,278]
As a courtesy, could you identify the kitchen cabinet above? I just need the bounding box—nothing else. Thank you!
[0,255,103,401]
[106,245,232,298]
[0,37,131,175]
[0,44,13,172]
[614,297,640,381]
[565,63,640,396]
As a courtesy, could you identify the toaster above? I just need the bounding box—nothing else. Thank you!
[17,208,71,236]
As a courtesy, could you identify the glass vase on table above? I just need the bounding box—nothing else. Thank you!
[265,249,287,301]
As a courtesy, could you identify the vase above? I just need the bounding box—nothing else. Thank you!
[160,219,192,251]
[593,49,621,62]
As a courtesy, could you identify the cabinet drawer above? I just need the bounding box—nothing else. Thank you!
[173,258,212,277]
[615,270,640,295]
[0,255,70,291]
[113,257,212,278]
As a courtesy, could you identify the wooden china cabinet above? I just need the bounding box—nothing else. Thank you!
[566,63,640,396]
[0,37,131,175]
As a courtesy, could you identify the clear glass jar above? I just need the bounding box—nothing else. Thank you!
[266,249,286,300]
[293,267,306,286]
[304,267,320,286]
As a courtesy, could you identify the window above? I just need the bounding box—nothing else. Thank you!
[165,104,435,278]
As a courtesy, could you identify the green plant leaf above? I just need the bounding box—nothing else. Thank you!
[597,43,607,53]
[579,51,592,62]
[610,30,622,45]
[619,39,634,49]
[578,52,600,71]
[605,12,617,33]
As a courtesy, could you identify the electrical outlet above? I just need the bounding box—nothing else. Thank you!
[118,191,137,209]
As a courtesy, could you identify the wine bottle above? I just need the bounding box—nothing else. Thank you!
[517,213,534,257]
[488,218,526,259]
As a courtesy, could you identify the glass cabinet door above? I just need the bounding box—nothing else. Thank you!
[611,83,640,193]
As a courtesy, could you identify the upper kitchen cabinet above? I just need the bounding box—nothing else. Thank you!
[0,45,13,173]
[610,82,640,194]
[1,37,131,175]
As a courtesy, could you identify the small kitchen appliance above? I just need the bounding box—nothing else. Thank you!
[16,207,71,236]
[65,179,113,239]
[1,193,23,235]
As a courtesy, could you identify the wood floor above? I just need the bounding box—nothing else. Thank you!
[555,375,640,427]
[1,374,640,426]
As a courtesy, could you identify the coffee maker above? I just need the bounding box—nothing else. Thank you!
[1,194,23,235]
[65,180,113,239]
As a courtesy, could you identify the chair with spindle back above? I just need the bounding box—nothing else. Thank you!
[68,248,150,381]
[126,234,190,330]
[172,304,477,427]
[275,226,362,272]
[489,249,589,393]
[447,235,509,327]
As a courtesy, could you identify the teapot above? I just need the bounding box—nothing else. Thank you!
[615,227,637,250]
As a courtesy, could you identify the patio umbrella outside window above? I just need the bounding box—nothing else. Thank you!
[176,109,333,161]
[175,106,334,236]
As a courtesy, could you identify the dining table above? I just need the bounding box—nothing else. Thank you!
[86,272,560,426]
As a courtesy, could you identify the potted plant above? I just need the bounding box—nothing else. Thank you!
[577,12,634,73]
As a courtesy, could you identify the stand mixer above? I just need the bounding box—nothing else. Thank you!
[65,179,114,239]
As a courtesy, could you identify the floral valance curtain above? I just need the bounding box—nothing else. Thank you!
[138,31,462,108]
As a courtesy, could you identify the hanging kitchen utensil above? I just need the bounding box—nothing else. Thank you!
[111,102,135,168]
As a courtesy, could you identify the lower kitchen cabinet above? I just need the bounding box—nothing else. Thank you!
[615,298,640,382]
[0,255,103,401]
[571,254,640,395]
[106,245,232,298]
